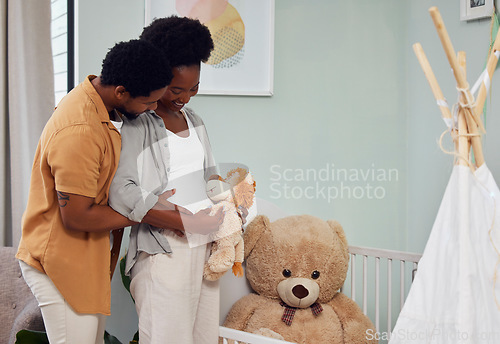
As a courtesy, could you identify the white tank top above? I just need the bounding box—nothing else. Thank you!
[162,111,212,214]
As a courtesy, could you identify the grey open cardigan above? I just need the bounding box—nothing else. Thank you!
[109,107,216,275]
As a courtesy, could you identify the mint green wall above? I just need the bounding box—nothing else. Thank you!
[192,1,409,252]
[77,0,144,82]
[77,0,499,341]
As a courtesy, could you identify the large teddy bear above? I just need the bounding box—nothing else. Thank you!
[223,215,377,343]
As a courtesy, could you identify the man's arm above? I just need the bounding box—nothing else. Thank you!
[58,190,223,235]
[142,194,224,235]
[57,191,137,232]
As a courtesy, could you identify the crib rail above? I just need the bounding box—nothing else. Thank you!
[219,326,297,344]
[219,245,422,344]
[344,245,422,336]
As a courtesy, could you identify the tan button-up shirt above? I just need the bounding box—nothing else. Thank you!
[17,75,121,315]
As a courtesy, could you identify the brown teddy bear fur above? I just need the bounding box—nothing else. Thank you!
[223,215,377,343]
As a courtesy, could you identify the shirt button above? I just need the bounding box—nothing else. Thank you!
[159,124,164,128]
[12,303,16,309]
[167,168,170,172]
[164,144,168,147]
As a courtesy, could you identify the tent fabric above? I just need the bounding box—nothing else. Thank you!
[390,164,500,343]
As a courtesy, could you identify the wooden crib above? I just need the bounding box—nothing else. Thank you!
[218,245,422,344]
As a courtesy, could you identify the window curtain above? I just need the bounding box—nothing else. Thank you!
[0,0,54,246]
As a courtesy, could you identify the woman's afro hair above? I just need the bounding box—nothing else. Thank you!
[100,39,172,97]
[140,16,214,68]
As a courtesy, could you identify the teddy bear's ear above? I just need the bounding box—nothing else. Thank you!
[327,220,349,260]
[244,215,270,260]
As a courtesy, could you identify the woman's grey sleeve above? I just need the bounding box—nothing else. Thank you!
[109,121,159,222]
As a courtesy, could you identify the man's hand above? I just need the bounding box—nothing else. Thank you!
[169,229,185,237]
[181,207,224,235]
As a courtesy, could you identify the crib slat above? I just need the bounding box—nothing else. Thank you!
[351,253,356,302]
[387,258,392,335]
[375,256,380,332]
[363,255,368,315]
[400,260,405,310]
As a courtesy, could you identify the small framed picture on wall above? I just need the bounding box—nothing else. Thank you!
[460,0,494,21]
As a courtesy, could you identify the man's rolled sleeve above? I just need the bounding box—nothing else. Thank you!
[47,125,101,198]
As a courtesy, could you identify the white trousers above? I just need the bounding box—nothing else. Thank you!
[19,261,106,344]
[130,231,220,344]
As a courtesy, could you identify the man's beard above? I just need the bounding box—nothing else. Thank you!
[117,108,139,121]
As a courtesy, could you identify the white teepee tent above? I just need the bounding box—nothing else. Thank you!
[390,7,500,344]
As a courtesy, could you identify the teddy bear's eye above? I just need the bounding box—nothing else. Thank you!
[282,269,292,278]
[311,270,320,279]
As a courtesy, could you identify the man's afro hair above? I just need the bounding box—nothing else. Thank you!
[100,39,172,97]
[140,16,214,67]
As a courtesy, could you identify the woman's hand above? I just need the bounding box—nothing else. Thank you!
[147,190,224,236]
[181,207,224,235]
[157,189,190,237]
[156,189,192,214]
[145,189,191,237]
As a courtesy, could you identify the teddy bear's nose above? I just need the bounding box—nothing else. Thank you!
[292,284,309,299]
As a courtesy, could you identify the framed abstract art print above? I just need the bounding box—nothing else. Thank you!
[145,0,275,96]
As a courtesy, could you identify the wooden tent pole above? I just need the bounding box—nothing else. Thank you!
[413,43,458,151]
[413,43,458,149]
[475,27,500,116]
[413,43,453,121]
[457,51,471,166]
[428,7,484,131]
[429,6,485,167]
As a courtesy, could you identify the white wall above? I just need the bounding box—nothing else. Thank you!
[76,1,500,341]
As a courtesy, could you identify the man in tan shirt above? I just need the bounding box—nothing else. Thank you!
[16,39,172,344]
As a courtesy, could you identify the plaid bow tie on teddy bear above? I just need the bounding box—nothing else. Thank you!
[280,301,323,326]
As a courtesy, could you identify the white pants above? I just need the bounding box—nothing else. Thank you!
[19,261,106,344]
[130,231,220,344]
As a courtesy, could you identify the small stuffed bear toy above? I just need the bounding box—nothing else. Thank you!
[223,215,377,343]
[204,168,256,281]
